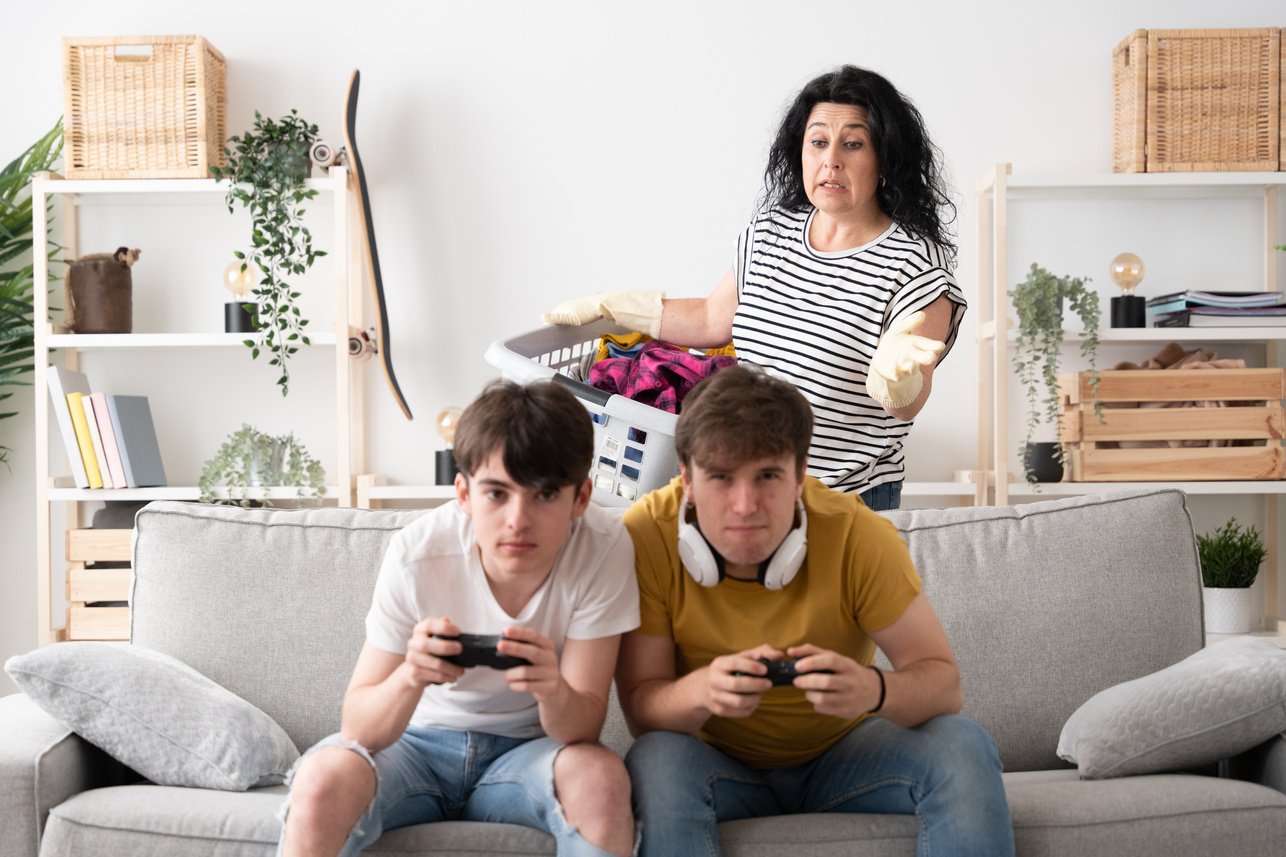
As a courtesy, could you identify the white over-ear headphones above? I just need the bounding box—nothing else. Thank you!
[676,495,807,590]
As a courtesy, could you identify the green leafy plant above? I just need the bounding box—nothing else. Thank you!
[1011,263,1101,484]
[1198,518,1267,589]
[0,119,63,467]
[212,110,325,397]
[198,423,325,507]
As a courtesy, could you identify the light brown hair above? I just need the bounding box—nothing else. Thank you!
[675,366,812,471]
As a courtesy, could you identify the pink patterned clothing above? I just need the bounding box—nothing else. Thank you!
[589,341,738,414]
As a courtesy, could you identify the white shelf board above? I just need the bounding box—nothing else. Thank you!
[980,170,1286,198]
[983,326,1286,344]
[902,482,979,496]
[1206,629,1286,649]
[1007,481,1286,497]
[363,484,457,501]
[46,332,338,349]
[362,482,976,501]
[47,484,343,502]
[38,176,338,196]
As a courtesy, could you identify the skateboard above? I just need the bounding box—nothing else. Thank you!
[342,69,414,420]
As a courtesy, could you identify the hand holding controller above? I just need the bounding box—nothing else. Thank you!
[734,656,834,687]
[430,633,532,670]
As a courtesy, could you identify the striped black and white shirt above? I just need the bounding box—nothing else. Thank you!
[731,206,965,493]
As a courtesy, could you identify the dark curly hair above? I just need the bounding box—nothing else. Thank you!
[762,65,957,266]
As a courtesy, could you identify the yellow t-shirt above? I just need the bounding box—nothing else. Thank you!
[623,475,921,768]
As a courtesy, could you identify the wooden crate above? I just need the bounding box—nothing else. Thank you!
[1059,369,1285,481]
[63,35,227,178]
[66,528,132,641]
[1113,28,1281,172]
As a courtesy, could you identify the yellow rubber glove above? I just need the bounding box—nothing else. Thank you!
[541,291,665,338]
[865,311,946,410]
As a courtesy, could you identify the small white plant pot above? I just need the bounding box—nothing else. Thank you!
[1202,586,1258,634]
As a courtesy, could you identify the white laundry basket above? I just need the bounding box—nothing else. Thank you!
[485,320,680,507]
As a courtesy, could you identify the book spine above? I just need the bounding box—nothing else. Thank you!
[66,392,103,488]
[81,395,114,489]
[47,371,89,488]
[89,392,128,489]
[105,395,137,489]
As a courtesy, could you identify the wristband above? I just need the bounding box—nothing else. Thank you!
[868,665,886,714]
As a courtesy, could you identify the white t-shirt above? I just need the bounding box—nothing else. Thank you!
[365,500,640,738]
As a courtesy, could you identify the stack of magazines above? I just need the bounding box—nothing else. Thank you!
[1147,290,1286,327]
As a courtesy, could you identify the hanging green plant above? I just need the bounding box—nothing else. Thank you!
[198,423,325,507]
[0,119,63,468]
[212,110,326,397]
[1010,263,1101,485]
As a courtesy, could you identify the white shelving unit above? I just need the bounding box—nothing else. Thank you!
[32,169,361,645]
[976,163,1286,629]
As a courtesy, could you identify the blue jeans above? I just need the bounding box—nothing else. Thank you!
[277,727,621,857]
[626,715,1013,857]
[860,480,903,511]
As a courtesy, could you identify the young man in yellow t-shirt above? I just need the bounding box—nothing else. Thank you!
[616,365,1013,856]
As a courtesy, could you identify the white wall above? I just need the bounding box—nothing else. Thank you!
[4,0,1283,692]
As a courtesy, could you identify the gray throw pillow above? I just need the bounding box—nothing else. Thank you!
[1057,636,1286,779]
[4,642,298,790]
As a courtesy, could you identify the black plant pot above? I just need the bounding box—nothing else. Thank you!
[225,301,259,333]
[1024,442,1064,483]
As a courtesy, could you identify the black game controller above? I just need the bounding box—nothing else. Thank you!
[430,633,532,670]
[733,657,833,687]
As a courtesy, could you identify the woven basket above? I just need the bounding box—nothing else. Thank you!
[1113,28,1281,173]
[63,35,227,179]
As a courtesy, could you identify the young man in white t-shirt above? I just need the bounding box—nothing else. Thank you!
[277,380,641,857]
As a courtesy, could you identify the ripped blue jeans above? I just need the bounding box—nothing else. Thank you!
[276,727,621,857]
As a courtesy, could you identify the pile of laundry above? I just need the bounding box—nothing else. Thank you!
[1105,342,1247,449]
[566,332,738,414]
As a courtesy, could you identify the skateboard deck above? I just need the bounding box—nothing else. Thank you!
[342,69,413,420]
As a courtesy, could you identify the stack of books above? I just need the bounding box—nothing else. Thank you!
[1147,291,1286,327]
[47,366,168,489]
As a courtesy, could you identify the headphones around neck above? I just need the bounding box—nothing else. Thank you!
[676,495,807,590]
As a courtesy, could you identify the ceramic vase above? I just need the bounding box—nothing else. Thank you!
[1202,586,1258,634]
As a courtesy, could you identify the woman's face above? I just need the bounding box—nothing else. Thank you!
[800,102,882,222]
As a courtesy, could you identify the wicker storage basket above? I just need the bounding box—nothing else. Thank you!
[63,35,227,179]
[1113,28,1281,173]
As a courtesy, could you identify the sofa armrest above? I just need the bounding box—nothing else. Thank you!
[0,694,128,857]
[1226,732,1286,794]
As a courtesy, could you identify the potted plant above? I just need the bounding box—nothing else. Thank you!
[212,110,326,397]
[198,423,325,507]
[1010,263,1101,485]
[1197,518,1266,634]
[0,119,62,467]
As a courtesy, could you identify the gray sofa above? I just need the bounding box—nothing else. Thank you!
[4,489,1286,856]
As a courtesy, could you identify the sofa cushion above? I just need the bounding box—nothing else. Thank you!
[39,771,1286,857]
[1057,636,1286,778]
[5,642,297,791]
[41,784,557,857]
[882,489,1204,772]
[1004,769,1286,855]
[130,502,428,752]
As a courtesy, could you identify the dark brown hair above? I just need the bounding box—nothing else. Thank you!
[675,366,812,471]
[453,380,592,491]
